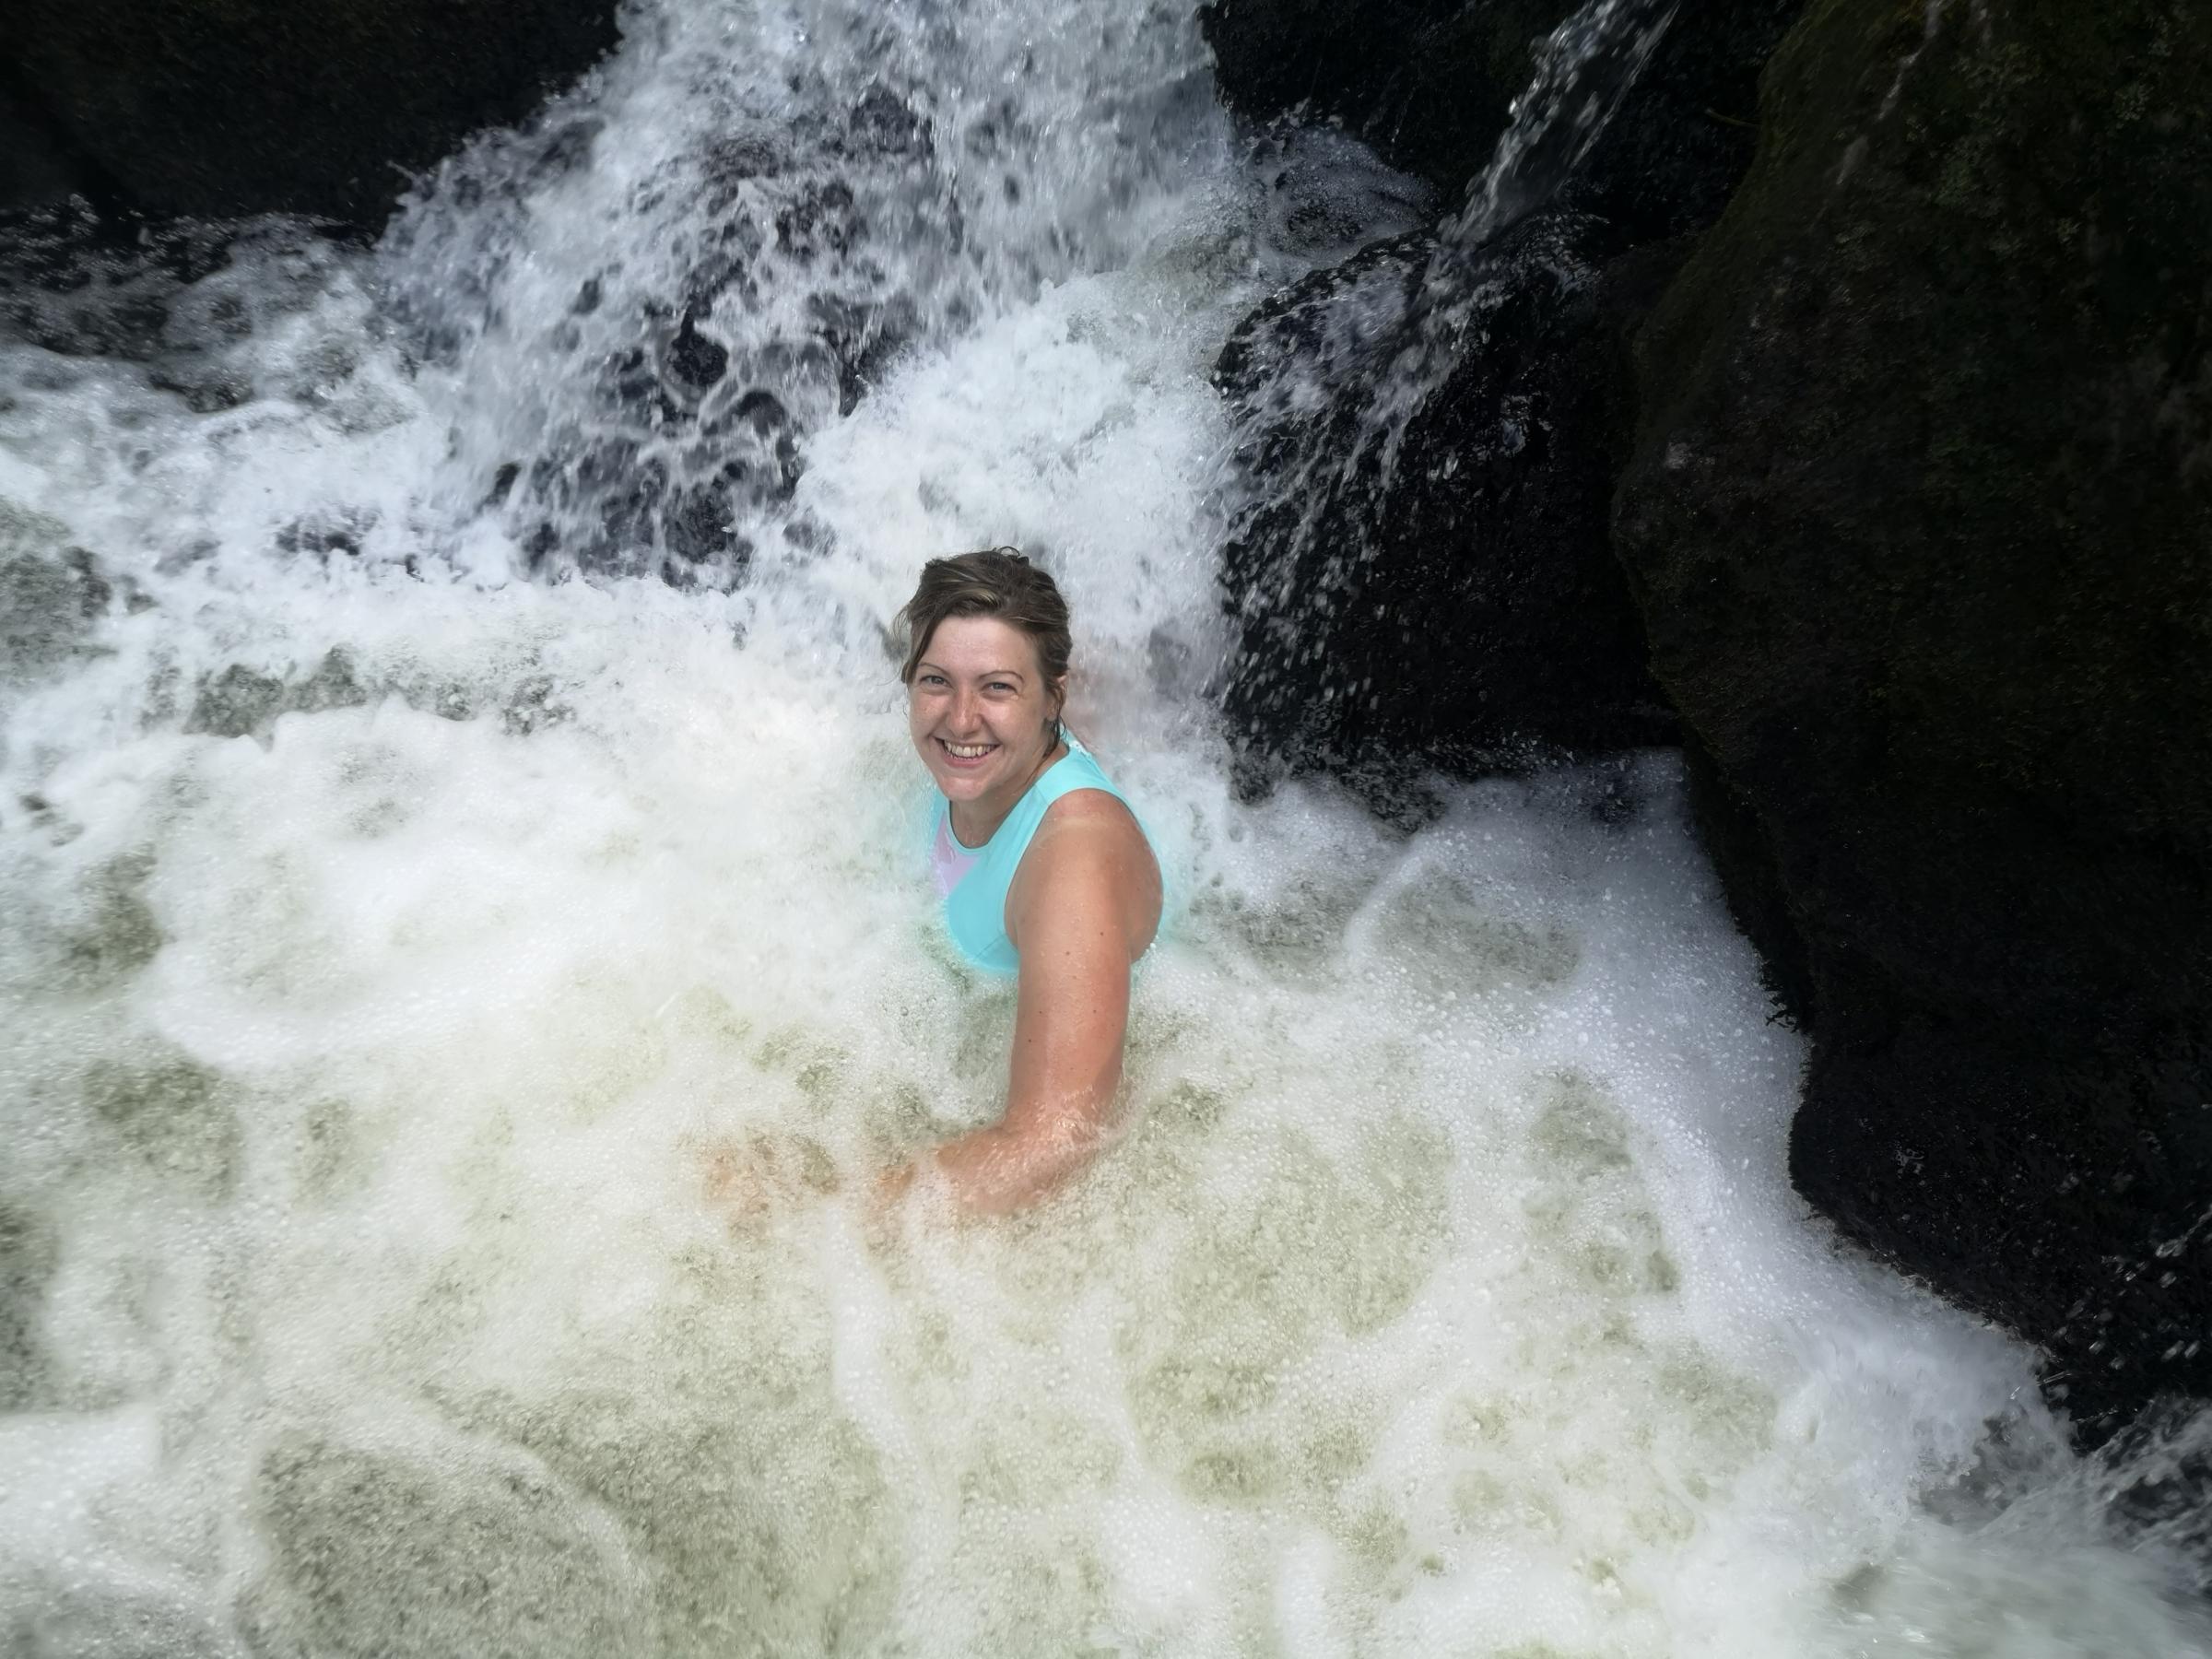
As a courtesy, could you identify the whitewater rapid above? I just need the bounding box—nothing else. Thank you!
[1,0,2206,1653]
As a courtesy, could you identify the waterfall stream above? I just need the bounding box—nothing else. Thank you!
[2,1,2206,1653]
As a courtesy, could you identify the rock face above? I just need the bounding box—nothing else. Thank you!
[1215,212,1681,791]
[1211,0,1794,796]
[6,0,620,226]
[1202,0,1579,198]
[1212,0,2212,1434]
[1613,0,2212,1434]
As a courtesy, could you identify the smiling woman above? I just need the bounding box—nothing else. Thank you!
[895,547,1163,1213]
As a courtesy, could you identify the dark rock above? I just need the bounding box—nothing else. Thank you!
[184,665,293,741]
[661,487,737,568]
[0,67,93,214]
[1564,0,1803,245]
[185,649,371,739]
[1202,0,1580,197]
[1204,0,1798,226]
[6,0,620,228]
[667,313,731,390]
[1614,0,2212,1438]
[1208,0,1806,804]
[1217,212,1679,796]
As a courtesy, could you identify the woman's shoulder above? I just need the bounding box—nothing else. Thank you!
[1028,787,1159,899]
[1039,785,1135,827]
[1035,777,1150,860]
[1014,788,1161,956]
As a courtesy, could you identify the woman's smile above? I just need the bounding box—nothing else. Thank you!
[908,613,1065,842]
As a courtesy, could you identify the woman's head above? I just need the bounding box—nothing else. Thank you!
[897,547,1072,692]
[900,548,1073,814]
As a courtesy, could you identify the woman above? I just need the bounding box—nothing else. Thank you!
[894,547,1161,1214]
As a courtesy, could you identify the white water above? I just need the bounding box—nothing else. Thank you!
[1,1,2206,1653]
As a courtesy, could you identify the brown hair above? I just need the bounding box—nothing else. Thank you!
[897,547,1073,718]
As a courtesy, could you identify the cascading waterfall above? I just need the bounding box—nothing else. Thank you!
[1445,0,1680,249]
[1,0,2206,1653]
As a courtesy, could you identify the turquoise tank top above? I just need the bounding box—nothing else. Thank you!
[929,739,1137,977]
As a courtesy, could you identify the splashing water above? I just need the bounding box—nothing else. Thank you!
[1,1,2207,1654]
[1445,0,1679,250]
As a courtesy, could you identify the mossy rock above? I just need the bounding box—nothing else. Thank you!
[1616,0,2212,1437]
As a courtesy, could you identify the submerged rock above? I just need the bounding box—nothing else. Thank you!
[1615,0,2212,1435]
[0,500,114,691]
[6,0,620,227]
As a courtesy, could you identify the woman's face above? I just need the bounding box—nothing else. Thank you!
[908,615,1062,809]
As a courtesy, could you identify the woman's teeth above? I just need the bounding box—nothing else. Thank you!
[943,740,994,759]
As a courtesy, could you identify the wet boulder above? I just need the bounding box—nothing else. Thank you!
[0,499,115,694]
[1215,211,1679,794]
[6,0,620,227]
[1201,0,1580,198]
[482,86,931,587]
[1203,0,1796,229]
[1614,0,2212,1436]
[1208,0,1803,803]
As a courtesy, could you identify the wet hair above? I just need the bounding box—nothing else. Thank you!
[897,547,1073,729]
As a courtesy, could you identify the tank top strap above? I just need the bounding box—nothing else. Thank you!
[1030,739,1125,813]
[934,736,1137,976]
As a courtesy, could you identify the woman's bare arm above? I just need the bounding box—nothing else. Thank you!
[925,793,1159,1214]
